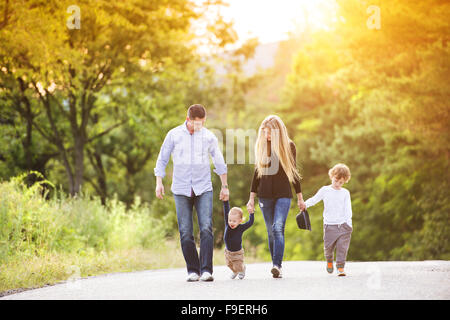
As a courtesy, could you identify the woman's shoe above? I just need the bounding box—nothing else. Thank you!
[271,265,282,278]
[337,268,346,276]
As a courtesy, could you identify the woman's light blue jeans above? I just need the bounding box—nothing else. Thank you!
[258,197,291,268]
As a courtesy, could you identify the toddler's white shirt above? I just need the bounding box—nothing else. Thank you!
[304,185,352,227]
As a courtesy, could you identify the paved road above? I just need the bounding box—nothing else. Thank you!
[2,261,449,300]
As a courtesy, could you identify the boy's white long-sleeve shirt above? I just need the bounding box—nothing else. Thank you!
[304,185,353,227]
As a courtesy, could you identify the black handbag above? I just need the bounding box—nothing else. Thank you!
[296,209,311,231]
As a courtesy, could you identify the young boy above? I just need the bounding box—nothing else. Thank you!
[304,163,353,276]
[223,200,254,279]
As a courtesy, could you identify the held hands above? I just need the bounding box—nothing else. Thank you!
[298,198,306,211]
[246,198,255,214]
[219,185,229,201]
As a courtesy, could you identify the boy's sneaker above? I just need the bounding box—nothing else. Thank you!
[271,265,282,278]
[326,262,334,274]
[230,272,238,279]
[337,268,346,276]
[200,272,214,281]
[238,266,246,280]
[186,273,199,282]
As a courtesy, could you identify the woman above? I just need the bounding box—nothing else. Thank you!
[247,115,306,278]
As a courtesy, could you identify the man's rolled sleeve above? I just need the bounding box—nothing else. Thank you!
[154,131,174,178]
[209,135,227,175]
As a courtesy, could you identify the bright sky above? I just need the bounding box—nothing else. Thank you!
[219,0,338,44]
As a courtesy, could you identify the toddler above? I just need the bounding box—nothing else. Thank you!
[222,200,254,279]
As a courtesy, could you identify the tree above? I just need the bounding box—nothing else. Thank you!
[0,0,236,196]
[275,0,449,260]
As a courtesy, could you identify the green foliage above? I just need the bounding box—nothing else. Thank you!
[276,0,449,261]
[0,0,238,199]
[0,173,169,263]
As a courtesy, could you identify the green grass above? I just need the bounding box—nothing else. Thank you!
[0,172,170,260]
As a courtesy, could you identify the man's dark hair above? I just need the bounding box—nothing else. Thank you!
[187,104,206,119]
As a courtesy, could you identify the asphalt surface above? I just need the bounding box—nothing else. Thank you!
[2,261,449,300]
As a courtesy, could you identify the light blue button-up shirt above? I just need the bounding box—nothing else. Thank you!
[154,121,227,197]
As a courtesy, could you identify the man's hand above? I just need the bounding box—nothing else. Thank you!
[155,177,165,199]
[218,174,229,201]
[219,185,229,201]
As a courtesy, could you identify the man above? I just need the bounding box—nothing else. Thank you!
[154,104,229,282]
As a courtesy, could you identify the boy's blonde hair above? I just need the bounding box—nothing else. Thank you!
[328,163,351,182]
[229,207,243,219]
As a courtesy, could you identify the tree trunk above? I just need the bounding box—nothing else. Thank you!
[73,134,85,195]
[86,146,107,205]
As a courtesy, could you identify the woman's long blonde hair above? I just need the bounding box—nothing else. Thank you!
[255,115,302,183]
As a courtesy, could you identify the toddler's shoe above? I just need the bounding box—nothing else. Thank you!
[238,266,246,280]
[337,268,346,276]
[230,272,238,279]
[326,262,334,273]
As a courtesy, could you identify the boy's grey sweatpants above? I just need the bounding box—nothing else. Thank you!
[323,223,353,268]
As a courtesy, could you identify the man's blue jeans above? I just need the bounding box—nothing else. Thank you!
[259,197,291,268]
[173,190,213,275]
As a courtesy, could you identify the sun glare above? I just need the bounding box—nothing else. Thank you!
[220,0,338,44]
[192,0,338,54]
